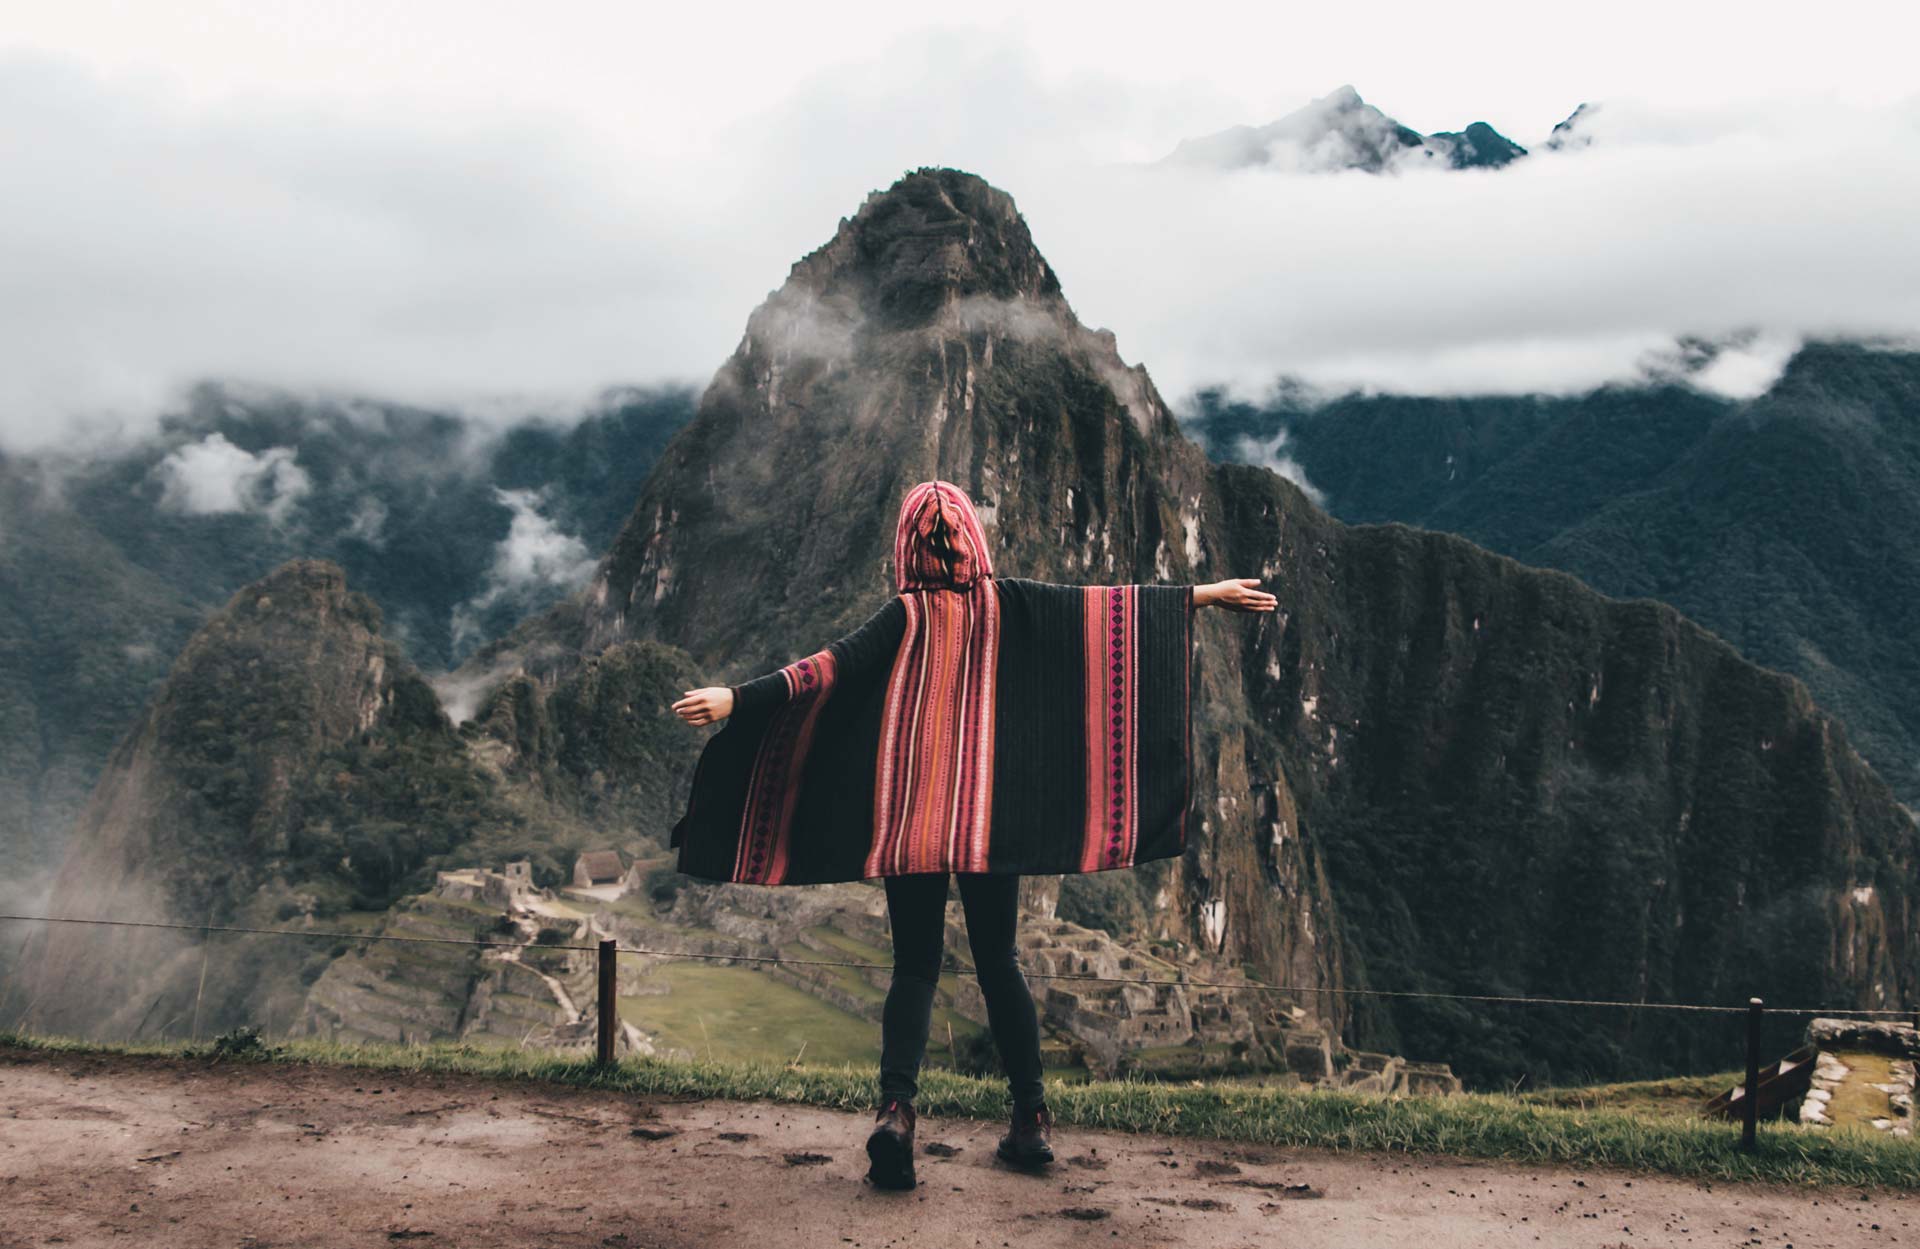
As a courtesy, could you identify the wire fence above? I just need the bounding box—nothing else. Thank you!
[2,910,1912,1019]
[5,908,1911,1151]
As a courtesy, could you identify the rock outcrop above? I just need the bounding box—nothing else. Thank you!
[3,560,444,1040]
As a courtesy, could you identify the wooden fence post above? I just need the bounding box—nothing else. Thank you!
[1741,997,1763,1152]
[596,939,618,1066]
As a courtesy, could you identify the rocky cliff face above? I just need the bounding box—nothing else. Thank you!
[1212,474,1916,1081]
[455,167,1919,1085]
[1187,343,1920,813]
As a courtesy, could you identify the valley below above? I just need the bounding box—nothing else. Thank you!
[292,852,1462,1097]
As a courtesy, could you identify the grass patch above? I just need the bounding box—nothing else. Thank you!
[324,910,393,933]
[618,963,879,1066]
[927,1006,988,1062]
[427,894,510,920]
[776,939,887,1006]
[578,896,655,922]
[1518,1071,1741,1121]
[2,1029,1914,1189]
[1828,1051,1900,1129]
[804,925,892,965]
[530,899,598,919]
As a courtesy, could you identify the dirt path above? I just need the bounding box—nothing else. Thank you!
[1,1044,1911,1248]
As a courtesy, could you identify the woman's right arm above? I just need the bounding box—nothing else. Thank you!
[671,665,790,726]
[671,596,908,727]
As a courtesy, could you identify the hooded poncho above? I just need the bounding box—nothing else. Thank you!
[670,480,1195,883]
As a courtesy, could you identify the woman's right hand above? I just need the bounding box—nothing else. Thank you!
[672,687,735,726]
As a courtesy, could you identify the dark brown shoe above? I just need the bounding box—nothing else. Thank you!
[995,1102,1054,1168]
[865,1097,917,1189]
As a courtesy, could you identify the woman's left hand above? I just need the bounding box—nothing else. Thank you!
[672,687,735,726]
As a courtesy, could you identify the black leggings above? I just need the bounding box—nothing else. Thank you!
[878,872,1045,1112]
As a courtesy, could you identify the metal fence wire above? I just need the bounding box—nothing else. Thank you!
[3,909,1911,1153]
[1,911,1912,1016]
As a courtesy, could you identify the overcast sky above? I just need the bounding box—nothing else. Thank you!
[5,0,1919,449]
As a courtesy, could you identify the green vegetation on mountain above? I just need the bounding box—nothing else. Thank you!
[0,559,702,1042]
[0,383,694,889]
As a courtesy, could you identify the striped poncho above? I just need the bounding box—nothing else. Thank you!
[670,480,1195,884]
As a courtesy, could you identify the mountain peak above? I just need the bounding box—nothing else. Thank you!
[777,167,1064,333]
[1163,86,1527,173]
[1544,101,1600,151]
[6,556,443,1038]
[232,557,378,628]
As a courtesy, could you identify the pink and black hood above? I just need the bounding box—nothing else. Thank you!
[892,479,995,592]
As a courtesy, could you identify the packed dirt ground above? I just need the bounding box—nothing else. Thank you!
[1,1042,1913,1248]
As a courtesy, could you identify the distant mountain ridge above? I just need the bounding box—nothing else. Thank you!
[1163,83,1580,173]
[1183,338,1920,812]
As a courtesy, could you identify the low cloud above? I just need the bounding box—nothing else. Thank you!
[943,294,1067,343]
[1636,329,1806,400]
[1231,429,1326,505]
[151,432,310,523]
[449,487,598,652]
[4,34,1920,453]
[484,488,599,592]
[428,652,522,726]
[343,495,389,547]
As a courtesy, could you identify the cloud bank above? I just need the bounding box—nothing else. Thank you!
[152,432,310,523]
[450,487,598,651]
[3,33,1919,452]
[1230,429,1327,505]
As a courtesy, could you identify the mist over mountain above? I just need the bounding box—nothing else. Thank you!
[0,382,693,895]
[0,555,705,1039]
[4,561,460,1038]
[1161,84,1534,173]
[1545,101,1601,150]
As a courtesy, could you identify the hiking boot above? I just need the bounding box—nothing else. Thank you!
[865,1097,917,1189]
[995,1101,1055,1168]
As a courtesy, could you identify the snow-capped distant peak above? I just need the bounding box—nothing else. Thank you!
[1160,85,1529,175]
